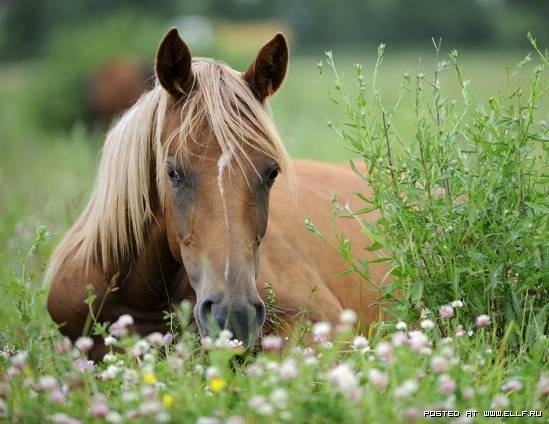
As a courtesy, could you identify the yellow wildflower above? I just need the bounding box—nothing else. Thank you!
[209,377,226,393]
[143,372,157,384]
[162,393,174,408]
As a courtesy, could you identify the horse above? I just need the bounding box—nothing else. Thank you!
[46,28,390,360]
[87,58,152,127]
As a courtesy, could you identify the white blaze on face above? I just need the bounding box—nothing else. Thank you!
[217,148,233,282]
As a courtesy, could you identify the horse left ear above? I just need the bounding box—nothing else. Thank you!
[243,33,289,102]
[156,27,194,97]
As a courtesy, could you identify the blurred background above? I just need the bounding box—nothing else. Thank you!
[0,0,547,269]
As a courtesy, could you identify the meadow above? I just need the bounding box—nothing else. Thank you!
[0,36,548,423]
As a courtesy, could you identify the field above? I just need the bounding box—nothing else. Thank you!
[0,42,548,423]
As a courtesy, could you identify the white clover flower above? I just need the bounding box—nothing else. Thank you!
[394,379,418,399]
[122,369,138,387]
[420,347,432,355]
[304,356,318,367]
[501,378,522,392]
[89,394,109,418]
[117,314,134,328]
[537,374,549,396]
[375,342,394,363]
[201,337,213,350]
[50,412,82,424]
[339,309,357,325]
[420,319,435,330]
[228,339,243,349]
[219,329,233,340]
[476,314,491,327]
[270,388,288,408]
[441,345,454,357]
[74,358,94,372]
[391,331,408,347]
[110,314,134,337]
[139,400,162,416]
[205,366,220,380]
[408,331,429,352]
[433,186,446,197]
[103,353,117,363]
[105,411,122,424]
[143,353,155,363]
[245,363,264,377]
[100,365,120,380]
[299,349,314,360]
[451,300,464,308]
[438,374,456,394]
[215,330,239,349]
[430,356,449,374]
[225,417,245,424]
[396,321,407,331]
[248,395,273,416]
[147,332,164,345]
[440,337,453,345]
[462,386,474,399]
[491,394,509,409]
[168,357,183,371]
[454,325,465,337]
[278,358,298,380]
[367,368,389,390]
[104,335,117,346]
[439,304,454,320]
[352,335,369,352]
[155,412,171,423]
[11,351,28,370]
[36,375,57,392]
[261,335,283,350]
[312,321,331,341]
[49,388,65,405]
[132,340,150,357]
[320,341,334,350]
[196,417,221,424]
[75,337,94,353]
[54,337,72,354]
[328,363,362,402]
[121,391,138,403]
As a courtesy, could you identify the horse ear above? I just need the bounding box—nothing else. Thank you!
[243,33,289,102]
[155,27,194,96]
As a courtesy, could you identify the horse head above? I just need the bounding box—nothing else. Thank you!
[156,28,291,347]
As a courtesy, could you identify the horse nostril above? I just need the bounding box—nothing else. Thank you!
[199,300,213,325]
[254,301,266,326]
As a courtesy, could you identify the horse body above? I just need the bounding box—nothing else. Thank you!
[48,159,385,358]
[47,29,388,358]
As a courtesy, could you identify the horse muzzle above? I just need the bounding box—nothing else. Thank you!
[196,298,266,347]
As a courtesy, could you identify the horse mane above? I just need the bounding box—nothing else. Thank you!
[46,58,294,280]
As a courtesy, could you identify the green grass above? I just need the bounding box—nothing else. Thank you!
[0,44,548,422]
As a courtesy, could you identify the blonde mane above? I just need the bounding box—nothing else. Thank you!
[46,58,294,280]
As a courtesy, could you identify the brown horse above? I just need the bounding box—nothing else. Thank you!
[87,58,152,126]
[46,28,390,359]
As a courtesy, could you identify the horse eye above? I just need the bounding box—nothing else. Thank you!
[267,166,279,182]
[168,168,183,182]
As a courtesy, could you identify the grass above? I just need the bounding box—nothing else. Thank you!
[0,41,548,422]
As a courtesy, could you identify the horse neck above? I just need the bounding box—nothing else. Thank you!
[109,212,186,310]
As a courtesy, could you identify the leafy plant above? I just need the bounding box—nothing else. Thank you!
[316,34,548,348]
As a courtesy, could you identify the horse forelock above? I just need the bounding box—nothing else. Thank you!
[46,58,294,280]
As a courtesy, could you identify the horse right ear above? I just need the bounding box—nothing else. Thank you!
[155,28,194,97]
